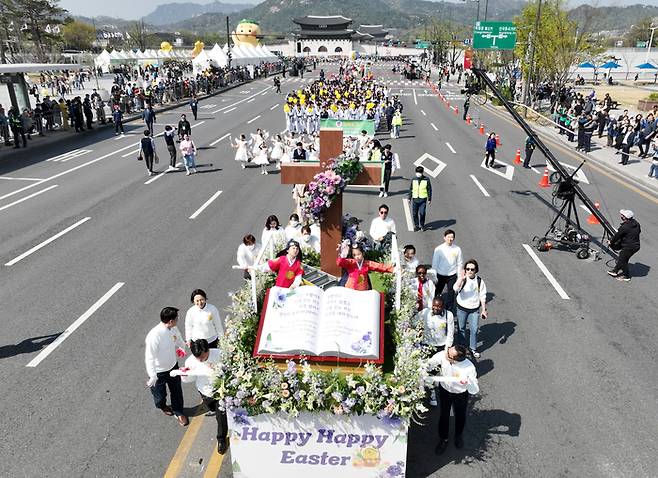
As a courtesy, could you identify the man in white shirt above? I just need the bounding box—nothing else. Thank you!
[172,339,229,454]
[369,204,396,250]
[431,229,463,311]
[426,344,479,453]
[402,244,419,274]
[144,307,189,426]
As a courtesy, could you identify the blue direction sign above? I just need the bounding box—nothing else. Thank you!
[472,21,517,50]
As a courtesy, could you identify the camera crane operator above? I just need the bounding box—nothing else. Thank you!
[606,210,641,282]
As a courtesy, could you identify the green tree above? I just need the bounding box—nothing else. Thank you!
[1,0,66,62]
[515,0,602,106]
[625,17,657,48]
[61,20,95,51]
[126,20,151,51]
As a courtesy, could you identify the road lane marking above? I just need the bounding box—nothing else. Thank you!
[5,217,91,266]
[121,148,140,158]
[46,149,92,162]
[210,133,231,146]
[26,282,125,367]
[145,162,184,185]
[247,115,261,124]
[0,185,58,212]
[430,123,438,131]
[189,190,223,219]
[0,177,45,181]
[163,414,206,478]
[413,153,446,178]
[270,104,279,110]
[530,167,540,174]
[211,86,271,114]
[480,158,514,181]
[470,175,490,197]
[420,110,426,116]
[247,98,255,103]
[402,198,415,232]
[521,244,570,300]
[446,142,456,154]
[260,89,270,96]
[413,88,418,105]
[120,122,205,158]
[223,107,236,114]
[202,448,226,478]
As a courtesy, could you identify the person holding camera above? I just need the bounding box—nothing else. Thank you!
[607,210,641,282]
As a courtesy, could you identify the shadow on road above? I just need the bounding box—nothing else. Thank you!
[424,219,456,230]
[479,321,516,354]
[631,262,650,278]
[0,333,60,359]
[406,395,521,477]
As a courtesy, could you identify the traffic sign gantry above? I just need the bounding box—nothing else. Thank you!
[472,21,517,50]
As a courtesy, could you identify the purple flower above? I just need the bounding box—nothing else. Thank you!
[386,464,403,476]
[232,408,251,425]
[286,360,297,375]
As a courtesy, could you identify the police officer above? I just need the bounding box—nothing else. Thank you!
[523,135,536,168]
[8,107,26,148]
[409,165,432,231]
[189,95,199,120]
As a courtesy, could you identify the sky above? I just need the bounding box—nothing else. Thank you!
[58,0,655,21]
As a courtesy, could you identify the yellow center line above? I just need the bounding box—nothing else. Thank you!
[481,103,658,205]
[202,447,226,478]
[163,412,205,478]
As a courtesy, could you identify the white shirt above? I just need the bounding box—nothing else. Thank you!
[454,276,487,310]
[410,277,436,310]
[369,216,396,241]
[431,243,463,276]
[145,323,185,378]
[300,234,320,253]
[403,256,419,274]
[419,308,454,347]
[181,349,220,397]
[237,243,261,268]
[184,303,224,343]
[285,223,302,241]
[427,350,479,394]
[261,227,286,250]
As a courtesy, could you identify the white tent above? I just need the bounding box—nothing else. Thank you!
[94,49,112,72]
[209,44,228,67]
[192,49,218,73]
[262,45,278,59]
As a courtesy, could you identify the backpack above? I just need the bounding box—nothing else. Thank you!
[458,276,482,294]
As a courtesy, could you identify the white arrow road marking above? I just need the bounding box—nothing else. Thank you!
[547,163,589,184]
[414,153,447,178]
[470,175,490,197]
[446,142,456,154]
[480,158,514,181]
[46,149,92,162]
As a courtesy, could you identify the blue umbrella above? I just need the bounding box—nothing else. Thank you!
[578,61,596,68]
[636,62,657,69]
[599,61,621,69]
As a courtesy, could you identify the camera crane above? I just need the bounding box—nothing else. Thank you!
[468,68,618,257]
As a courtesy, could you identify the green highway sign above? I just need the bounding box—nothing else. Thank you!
[472,21,517,50]
[415,41,431,49]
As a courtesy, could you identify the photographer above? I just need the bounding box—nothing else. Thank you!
[607,210,641,282]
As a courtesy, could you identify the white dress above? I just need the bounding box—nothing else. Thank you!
[254,145,270,165]
[234,139,250,163]
[270,140,284,160]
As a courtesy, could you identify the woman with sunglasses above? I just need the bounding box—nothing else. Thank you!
[453,259,488,358]
[336,240,394,291]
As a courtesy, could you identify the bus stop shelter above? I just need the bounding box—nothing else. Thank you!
[0,63,85,111]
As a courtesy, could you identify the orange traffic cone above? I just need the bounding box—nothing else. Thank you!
[514,148,522,164]
[453,106,458,115]
[496,134,502,146]
[479,124,485,135]
[466,114,471,125]
[587,202,601,225]
[539,168,550,188]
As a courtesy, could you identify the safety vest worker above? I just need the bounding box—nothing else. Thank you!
[409,166,432,231]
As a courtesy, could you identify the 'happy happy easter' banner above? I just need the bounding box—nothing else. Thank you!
[227,411,408,477]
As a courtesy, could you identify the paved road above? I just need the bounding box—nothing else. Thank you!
[0,64,656,478]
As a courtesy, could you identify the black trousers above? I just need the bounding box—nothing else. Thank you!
[151,364,184,416]
[115,121,124,134]
[167,144,177,167]
[191,107,198,120]
[612,246,640,277]
[523,147,534,168]
[485,150,495,166]
[620,144,631,165]
[411,198,427,229]
[144,152,154,172]
[438,386,469,440]
[380,167,392,193]
[11,127,26,147]
[434,273,457,311]
[201,394,228,441]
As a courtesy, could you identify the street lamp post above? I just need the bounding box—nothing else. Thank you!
[645,25,657,64]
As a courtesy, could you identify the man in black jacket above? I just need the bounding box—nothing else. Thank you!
[177,114,191,142]
[607,209,641,282]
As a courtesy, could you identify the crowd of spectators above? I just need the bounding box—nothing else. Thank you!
[0,60,282,150]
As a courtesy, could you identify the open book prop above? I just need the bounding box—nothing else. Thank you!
[253,285,385,364]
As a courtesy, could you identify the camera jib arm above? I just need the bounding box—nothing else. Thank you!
[470,67,617,240]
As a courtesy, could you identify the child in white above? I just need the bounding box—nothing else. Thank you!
[232,134,251,169]
[254,141,270,175]
[184,289,224,348]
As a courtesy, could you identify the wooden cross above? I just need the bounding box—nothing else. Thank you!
[281,128,383,277]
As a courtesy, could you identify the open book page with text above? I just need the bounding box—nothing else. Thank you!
[315,287,381,359]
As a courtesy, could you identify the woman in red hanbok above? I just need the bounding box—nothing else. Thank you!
[336,241,394,291]
[255,239,304,288]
